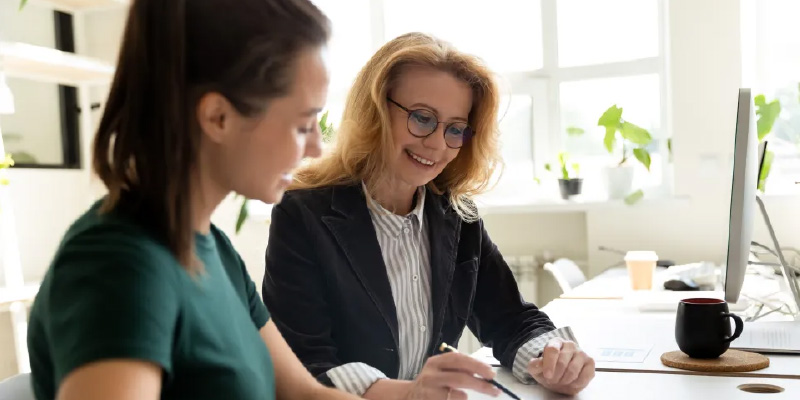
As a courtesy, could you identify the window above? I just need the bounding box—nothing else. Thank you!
[311,0,373,95]
[741,0,800,195]
[308,0,668,200]
[556,0,659,67]
[383,0,543,73]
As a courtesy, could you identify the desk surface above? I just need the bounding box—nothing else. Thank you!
[560,267,637,299]
[465,369,800,400]
[541,299,799,379]
[562,265,787,302]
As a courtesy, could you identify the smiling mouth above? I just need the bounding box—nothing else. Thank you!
[406,149,436,167]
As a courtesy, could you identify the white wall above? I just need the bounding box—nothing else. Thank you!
[0,6,120,377]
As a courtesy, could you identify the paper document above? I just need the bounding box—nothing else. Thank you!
[731,321,800,354]
[587,346,652,363]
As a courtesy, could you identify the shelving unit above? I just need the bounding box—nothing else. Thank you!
[29,0,129,13]
[0,0,124,376]
[1,41,114,85]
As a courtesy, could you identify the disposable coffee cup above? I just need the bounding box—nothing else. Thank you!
[625,251,658,290]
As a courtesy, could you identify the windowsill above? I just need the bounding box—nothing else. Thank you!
[245,193,691,222]
[474,191,691,215]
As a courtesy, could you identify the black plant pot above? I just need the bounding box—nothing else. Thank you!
[558,178,583,200]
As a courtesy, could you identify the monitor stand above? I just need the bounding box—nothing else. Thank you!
[750,195,800,321]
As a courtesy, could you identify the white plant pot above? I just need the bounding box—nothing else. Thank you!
[604,165,634,200]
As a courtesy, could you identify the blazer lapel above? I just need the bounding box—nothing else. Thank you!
[321,184,400,349]
[425,189,461,355]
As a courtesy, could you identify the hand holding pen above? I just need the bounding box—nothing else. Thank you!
[438,343,522,400]
[403,345,503,400]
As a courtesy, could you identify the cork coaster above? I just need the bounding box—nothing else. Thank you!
[661,349,769,373]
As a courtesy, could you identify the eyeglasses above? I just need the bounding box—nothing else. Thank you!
[387,97,473,149]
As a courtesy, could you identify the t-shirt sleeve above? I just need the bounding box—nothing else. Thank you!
[45,227,181,384]
[211,225,270,329]
[242,259,270,329]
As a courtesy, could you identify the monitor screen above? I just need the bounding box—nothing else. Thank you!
[724,88,759,303]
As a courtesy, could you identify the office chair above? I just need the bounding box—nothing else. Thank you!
[543,258,586,293]
[0,373,35,400]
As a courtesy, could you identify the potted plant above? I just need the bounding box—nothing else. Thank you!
[545,151,582,200]
[597,105,653,200]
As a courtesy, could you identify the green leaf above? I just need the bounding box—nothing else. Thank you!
[319,110,335,143]
[754,94,781,141]
[557,151,567,165]
[667,138,673,163]
[632,148,651,171]
[557,152,569,179]
[560,165,569,180]
[19,0,28,10]
[566,126,585,136]
[544,163,552,172]
[0,177,9,185]
[571,163,580,177]
[624,189,644,205]
[603,126,617,153]
[319,110,328,129]
[598,105,623,128]
[235,197,249,234]
[757,150,774,193]
[620,122,652,145]
[533,177,541,185]
[0,154,14,169]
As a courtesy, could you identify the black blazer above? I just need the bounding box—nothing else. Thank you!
[263,184,556,385]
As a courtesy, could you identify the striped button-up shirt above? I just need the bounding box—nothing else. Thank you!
[326,184,577,395]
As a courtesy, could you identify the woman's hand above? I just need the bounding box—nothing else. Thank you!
[404,352,501,400]
[527,338,595,396]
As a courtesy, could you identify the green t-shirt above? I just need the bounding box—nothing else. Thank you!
[27,201,275,400]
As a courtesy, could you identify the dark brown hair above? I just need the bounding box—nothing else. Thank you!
[93,0,330,271]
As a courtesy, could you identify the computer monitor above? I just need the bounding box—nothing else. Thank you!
[724,88,762,303]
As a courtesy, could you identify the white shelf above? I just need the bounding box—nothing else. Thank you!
[0,283,39,310]
[28,0,129,13]
[0,41,115,86]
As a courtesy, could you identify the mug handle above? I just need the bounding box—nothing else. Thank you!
[722,312,744,343]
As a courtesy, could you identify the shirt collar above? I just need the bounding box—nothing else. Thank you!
[362,181,426,233]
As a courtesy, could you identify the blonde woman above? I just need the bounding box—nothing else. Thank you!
[263,33,595,400]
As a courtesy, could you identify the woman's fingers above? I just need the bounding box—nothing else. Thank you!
[559,350,589,385]
[429,352,496,380]
[421,370,500,397]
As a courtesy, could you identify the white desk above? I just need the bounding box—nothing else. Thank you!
[562,265,788,304]
[541,299,799,379]
[559,267,647,299]
[465,369,800,399]
[471,269,799,398]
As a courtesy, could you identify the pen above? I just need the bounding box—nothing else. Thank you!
[438,343,522,400]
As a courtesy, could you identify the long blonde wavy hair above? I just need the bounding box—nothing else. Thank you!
[292,32,502,222]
